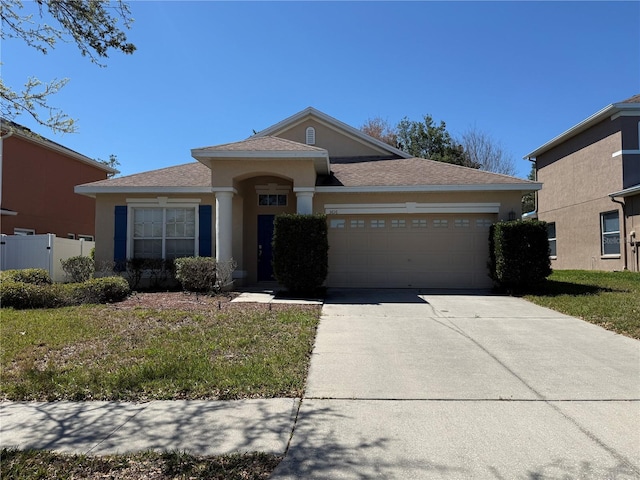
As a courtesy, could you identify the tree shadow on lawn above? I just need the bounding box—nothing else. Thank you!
[518,280,621,298]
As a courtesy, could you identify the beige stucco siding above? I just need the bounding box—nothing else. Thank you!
[536,121,626,271]
[93,193,215,267]
[209,159,317,189]
[276,119,389,158]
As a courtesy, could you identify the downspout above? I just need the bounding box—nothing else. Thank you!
[609,195,628,270]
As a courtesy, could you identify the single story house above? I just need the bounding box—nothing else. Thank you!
[76,108,539,289]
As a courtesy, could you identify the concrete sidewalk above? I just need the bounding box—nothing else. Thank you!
[0,399,299,456]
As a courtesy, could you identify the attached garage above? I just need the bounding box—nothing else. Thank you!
[79,107,541,290]
[327,213,496,289]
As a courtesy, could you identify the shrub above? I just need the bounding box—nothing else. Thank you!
[60,256,95,283]
[0,269,52,285]
[65,277,131,304]
[0,277,129,309]
[488,220,552,291]
[272,213,328,296]
[0,281,62,309]
[174,257,218,292]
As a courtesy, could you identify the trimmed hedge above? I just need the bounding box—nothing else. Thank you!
[272,213,328,296]
[489,220,552,291]
[0,269,52,285]
[0,276,130,309]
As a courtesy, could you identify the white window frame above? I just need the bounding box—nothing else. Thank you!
[78,234,94,241]
[126,198,200,260]
[600,211,621,257]
[13,228,35,236]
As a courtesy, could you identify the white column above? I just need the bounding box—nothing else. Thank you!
[295,190,314,215]
[215,190,234,262]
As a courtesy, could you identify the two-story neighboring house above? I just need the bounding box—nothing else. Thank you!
[1,119,116,239]
[525,95,640,272]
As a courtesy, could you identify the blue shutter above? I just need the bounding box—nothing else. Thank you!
[199,205,212,257]
[114,206,127,269]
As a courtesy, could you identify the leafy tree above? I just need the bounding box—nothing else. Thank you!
[97,153,120,178]
[458,127,516,175]
[396,114,478,168]
[1,0,136,133]
[521,163,537,214]
[360,116,398,147]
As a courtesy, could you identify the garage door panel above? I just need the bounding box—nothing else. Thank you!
[327,214,495,288]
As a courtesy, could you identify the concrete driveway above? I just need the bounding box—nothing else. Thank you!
[272,289,640,479]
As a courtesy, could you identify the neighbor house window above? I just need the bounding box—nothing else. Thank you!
[454,219,470,228]
[133,207,195,259]
[78,235,94,241]
[258,194,287,206]
[547,222,557,257]
[330,219,345,229]
[350,219,365,228]
[601,211,620,256]
[370,219,385,228]
[13,228,35,236]
[391,219,406,228]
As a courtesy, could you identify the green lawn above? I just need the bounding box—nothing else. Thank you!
[0,302,321,401]
[524,270,640,339]
[0,449,280,480]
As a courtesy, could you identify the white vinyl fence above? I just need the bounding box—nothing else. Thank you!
[0,234,95,282]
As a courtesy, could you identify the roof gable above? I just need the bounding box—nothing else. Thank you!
[254,107,410,160]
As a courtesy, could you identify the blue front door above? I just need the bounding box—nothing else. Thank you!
[257,215,275,281]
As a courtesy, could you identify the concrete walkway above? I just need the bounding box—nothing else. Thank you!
[271,289,640,479]
[1,289,639,479]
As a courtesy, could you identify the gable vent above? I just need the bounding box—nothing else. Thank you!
[306,127,316,145]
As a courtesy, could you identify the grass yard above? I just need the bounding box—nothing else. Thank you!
[0,448,280,480]
[0,296,321,401]
[524,270,640,339]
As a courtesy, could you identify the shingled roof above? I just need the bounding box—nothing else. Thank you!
[193,136,327,153]
[323,158,529,187]
[77,157,532,194]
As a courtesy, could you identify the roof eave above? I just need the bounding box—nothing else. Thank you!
[524,102,640,160]
[609,184,640,198]
[316,182,542,193]
[191,148,331,175]
[3,125,117,174]
[74,185,214,198]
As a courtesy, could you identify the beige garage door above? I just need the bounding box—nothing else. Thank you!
[327,214,496,289]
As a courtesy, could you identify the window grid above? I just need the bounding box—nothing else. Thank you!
[330,219,345,229]
[454,219,470,228]
[258,194,287,206]
[412,219,428,228]
[133,207,195,260]
[370,219,385,228]
[350,219,365,228]
[433,219,448,228]
[476,219,493,228]
[601,211,620,255]
[391,219,406,228]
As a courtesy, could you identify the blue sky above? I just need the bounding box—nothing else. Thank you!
[3,1,639,179]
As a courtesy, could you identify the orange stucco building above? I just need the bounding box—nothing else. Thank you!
[1,120,116,239]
